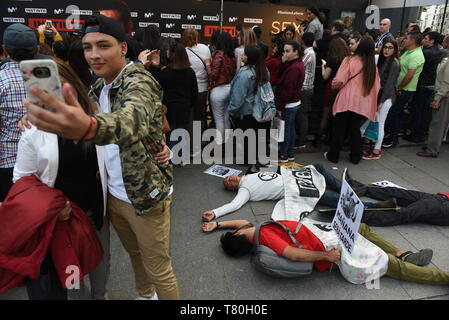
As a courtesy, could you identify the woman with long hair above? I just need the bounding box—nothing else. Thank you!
[147,42,198,164]
[265,38,285,93]
[182,29,211,130]
[325,36,381,164]
[314,37,351,147]
[363,38,400,160]
[234,28,257,73]
[14,59,107,300]
[209,32,236,148]
[227,45,270,169]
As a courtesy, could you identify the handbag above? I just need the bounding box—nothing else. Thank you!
[360,119,379,141]
[271,116,285,142]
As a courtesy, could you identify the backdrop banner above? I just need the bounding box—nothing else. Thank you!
[1,0,307,44]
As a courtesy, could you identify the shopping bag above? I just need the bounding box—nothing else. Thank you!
[271,117,285,142]
[361,119,379,141]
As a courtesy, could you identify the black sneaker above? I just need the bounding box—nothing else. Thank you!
[288,154,295,161]
[382,139,398,148]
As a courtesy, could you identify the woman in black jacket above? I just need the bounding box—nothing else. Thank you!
[144,43,198,165]
[363,38,400,160]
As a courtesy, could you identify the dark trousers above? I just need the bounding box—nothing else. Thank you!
[231,115,270,165]
[361,186,449,226]
[166,103,192,158]
[193,92,208,130]
[386,90,415,142]
[409,87,434,141]
[0,167,14,202]
[327,111,365,164]
[296,88,313,145]
[26,256,68,300]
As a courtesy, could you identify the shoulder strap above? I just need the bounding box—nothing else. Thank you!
[254,221,305,249]
[187,47,208,75]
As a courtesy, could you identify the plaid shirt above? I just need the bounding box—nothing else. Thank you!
[302,47,316,91]
[0,61,27,168]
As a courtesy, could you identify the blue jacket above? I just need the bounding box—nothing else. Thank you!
[227,66,256,119]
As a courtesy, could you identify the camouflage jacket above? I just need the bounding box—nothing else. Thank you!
[89,63,173,216]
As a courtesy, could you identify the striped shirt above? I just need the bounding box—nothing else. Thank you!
[0,61,27,168]
[302,47,316,91]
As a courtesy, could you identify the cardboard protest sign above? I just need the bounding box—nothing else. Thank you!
[331,169,364,255]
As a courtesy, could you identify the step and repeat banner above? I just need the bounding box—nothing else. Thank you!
[1,0,307,43]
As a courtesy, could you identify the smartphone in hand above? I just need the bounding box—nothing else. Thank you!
[20,59,64,113]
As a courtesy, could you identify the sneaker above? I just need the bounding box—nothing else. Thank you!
[382,139,398,148]
[295,144,307,149]
[279,155,289,163]
[323,152,338,164]
[135,292,158,300]
[287,154,295,161]
[362,151,381,160]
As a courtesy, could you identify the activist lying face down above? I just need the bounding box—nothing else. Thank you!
[201,163,449,227]
[201,218,449,286]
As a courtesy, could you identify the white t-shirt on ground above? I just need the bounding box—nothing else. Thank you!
[213,172,284,218]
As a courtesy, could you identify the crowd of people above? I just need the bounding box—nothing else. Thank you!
[0,5,449,299]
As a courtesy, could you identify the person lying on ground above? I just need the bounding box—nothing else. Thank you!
[350,184,449,226]
[202,219,449,286]
[201,163,395,221]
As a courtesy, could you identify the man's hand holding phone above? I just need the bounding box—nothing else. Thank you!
[24,83,96,140]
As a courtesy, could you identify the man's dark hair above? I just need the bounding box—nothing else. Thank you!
[408,31,423,46]
[307,6,320,18]
[8,48,37,61]
[220,232,253,257]
[284,40,302,57]
[252,26,262,39]
[331,20,345,33]
[426,31,443,45]
[302,32,314,47]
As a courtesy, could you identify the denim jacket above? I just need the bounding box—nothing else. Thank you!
[227,65,256,119]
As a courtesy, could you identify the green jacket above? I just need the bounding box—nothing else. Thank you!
[89,63,173,216]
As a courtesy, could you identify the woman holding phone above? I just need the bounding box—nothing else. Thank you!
[15,59,170,299]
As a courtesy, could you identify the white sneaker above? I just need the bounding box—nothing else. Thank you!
[135,292,158,300]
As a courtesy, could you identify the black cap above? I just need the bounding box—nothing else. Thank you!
[3,23,38,53]
[83,14,127,42]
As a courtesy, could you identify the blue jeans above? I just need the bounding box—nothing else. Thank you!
[386,90,415,142]
[280,105,300,156]
[313,163,377,209]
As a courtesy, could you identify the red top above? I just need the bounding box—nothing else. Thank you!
[265,56,282,86]
[275,58,305,111]
[255,221,331,272]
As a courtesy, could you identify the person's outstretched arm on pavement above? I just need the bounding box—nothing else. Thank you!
[202,188,251,221]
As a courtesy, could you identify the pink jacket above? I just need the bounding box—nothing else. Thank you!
[332,56,380,121]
